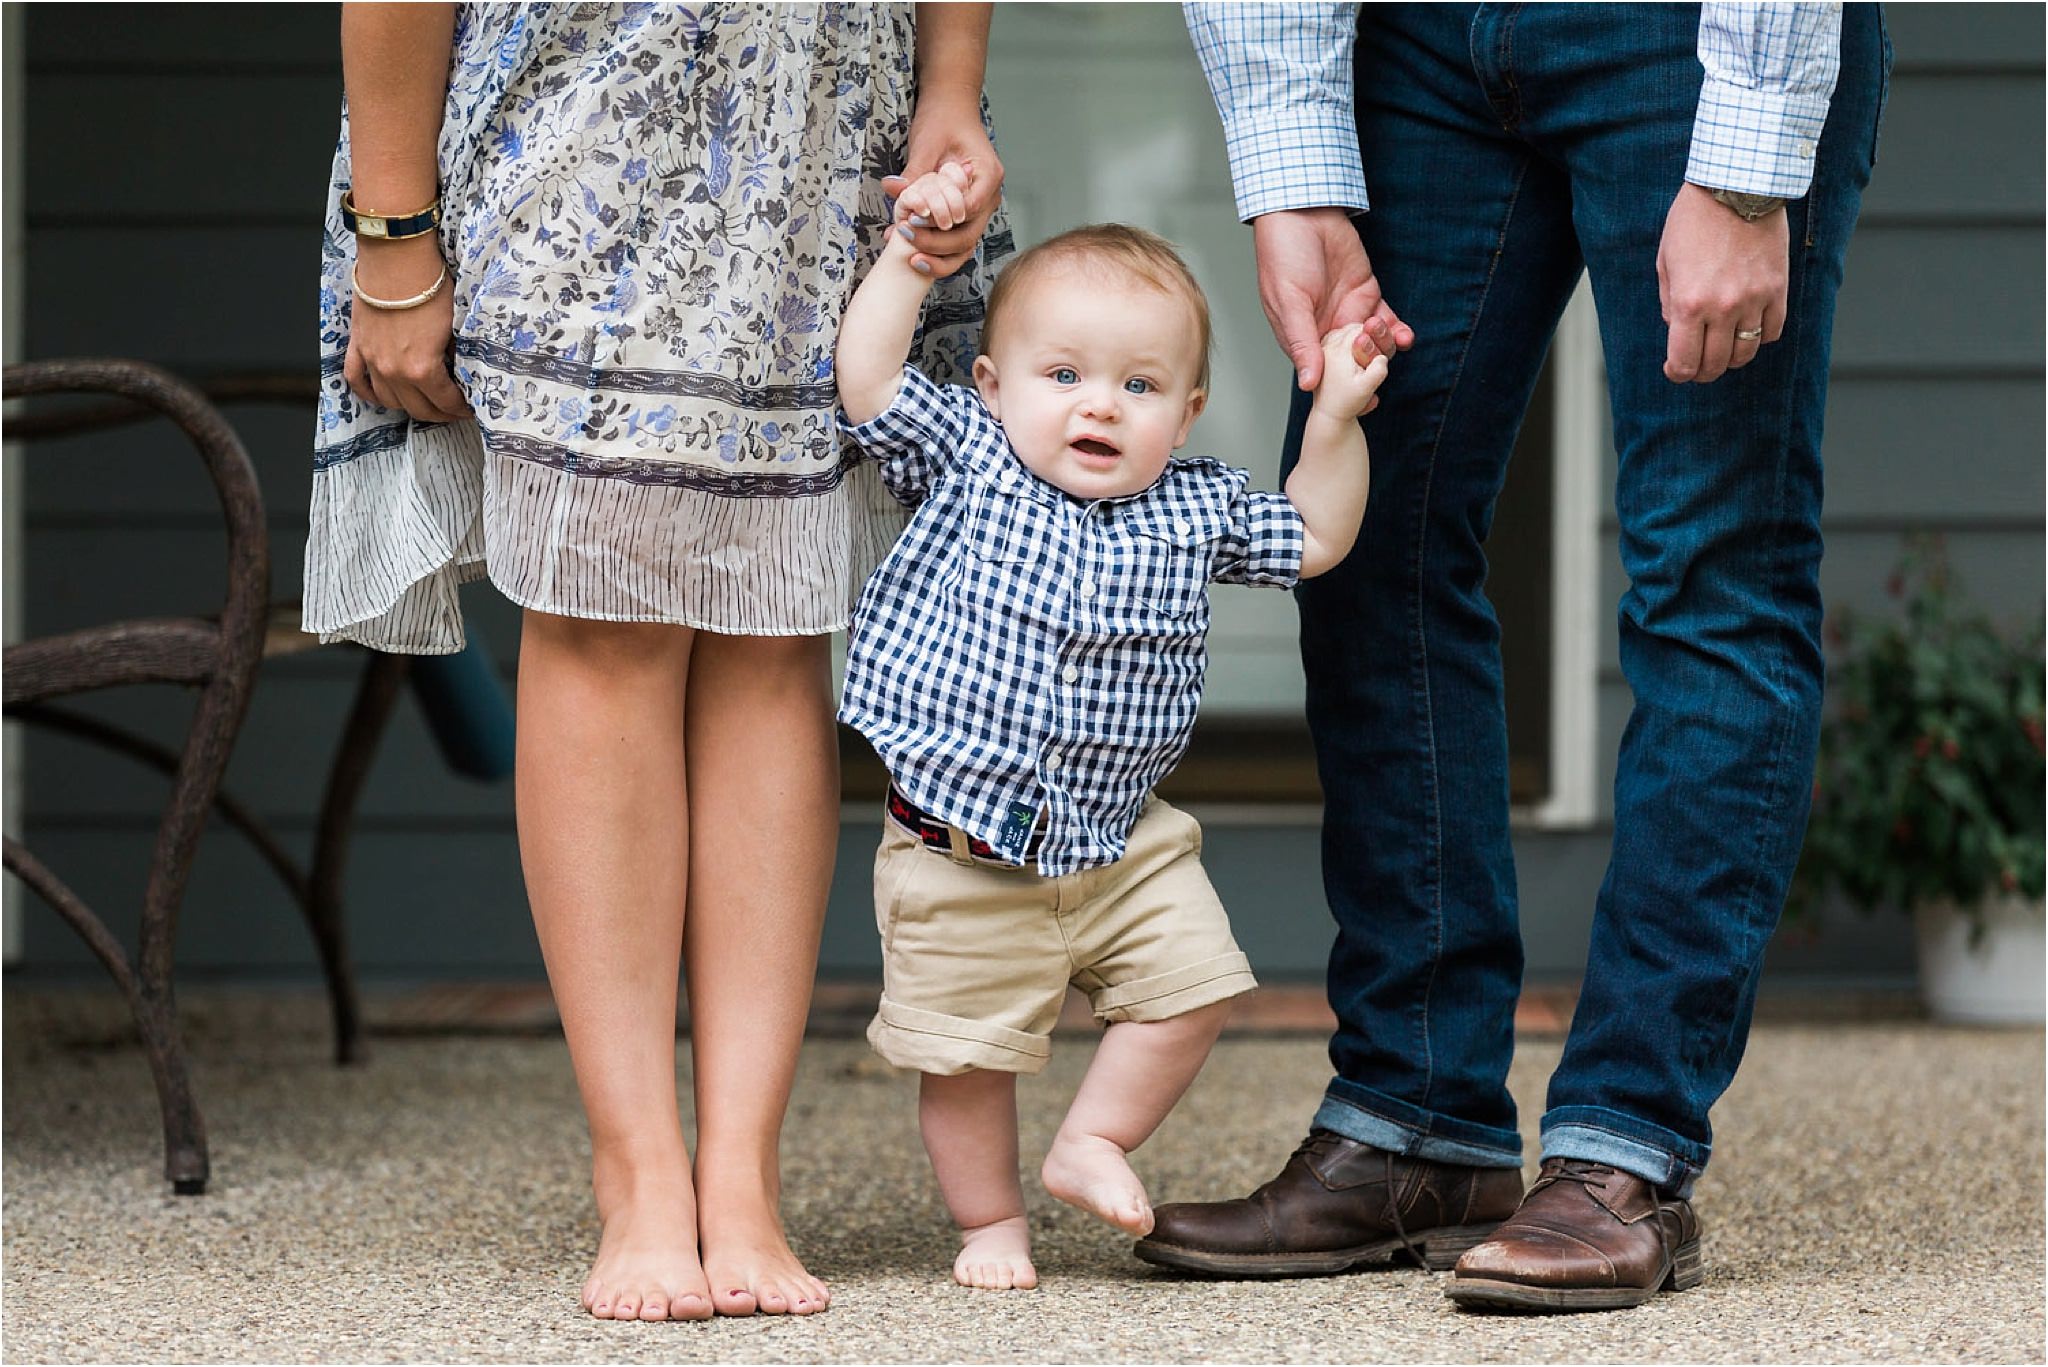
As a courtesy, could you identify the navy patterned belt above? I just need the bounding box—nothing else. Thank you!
[886,785,1044,865]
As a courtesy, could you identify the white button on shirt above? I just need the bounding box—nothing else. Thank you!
[838,366,1307,874]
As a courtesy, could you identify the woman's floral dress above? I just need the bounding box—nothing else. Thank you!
[308,3,1008,651]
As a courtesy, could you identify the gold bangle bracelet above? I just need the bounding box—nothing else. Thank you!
[351,261,449,311]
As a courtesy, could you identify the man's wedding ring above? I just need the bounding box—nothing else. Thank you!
[1735,327,1764,341]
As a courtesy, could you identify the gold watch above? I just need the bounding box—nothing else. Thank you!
[1705,187,1787,222]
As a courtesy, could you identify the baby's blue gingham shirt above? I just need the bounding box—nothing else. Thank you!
[1184,2,1844,216]
[839,366,1305,876]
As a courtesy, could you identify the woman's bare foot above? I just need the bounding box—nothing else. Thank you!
[697,1182,830,1316]
[1041,1131,1154,1237]
[954,1215,1038,1289]
[583,1154,714,1321]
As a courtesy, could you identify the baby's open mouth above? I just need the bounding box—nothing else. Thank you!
[1071,438,1120,458]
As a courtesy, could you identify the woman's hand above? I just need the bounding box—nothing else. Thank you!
[342,235,472,423]
[884,96,1002,278]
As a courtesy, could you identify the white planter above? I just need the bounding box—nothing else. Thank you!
[1913,894,2047,1025]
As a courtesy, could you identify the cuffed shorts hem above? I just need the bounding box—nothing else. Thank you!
[866,998,1053,1076]
[1090,952,1258,1023]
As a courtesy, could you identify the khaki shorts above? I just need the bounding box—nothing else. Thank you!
[867,796,1257,1075]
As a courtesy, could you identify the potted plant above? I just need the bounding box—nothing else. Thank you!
[1792,536,2046,1023]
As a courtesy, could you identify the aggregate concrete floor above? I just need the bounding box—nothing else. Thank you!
[3,988,2042,1364]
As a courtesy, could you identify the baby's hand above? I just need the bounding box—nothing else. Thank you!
[893,160,974,232]
[1310,323,1392,423]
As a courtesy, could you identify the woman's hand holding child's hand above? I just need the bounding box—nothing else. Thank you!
[883,159,989,277]
[1310,322,1392,424]
[896,160,974,230]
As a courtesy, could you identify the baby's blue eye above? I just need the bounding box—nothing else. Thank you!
[1124,378,1154,395]
[1052,368,1078,385]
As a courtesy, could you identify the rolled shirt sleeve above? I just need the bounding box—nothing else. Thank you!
[1212,482,1307,589]
[1183,2,1369,221]
[838,365,976,509]
[1687,1,1844,199]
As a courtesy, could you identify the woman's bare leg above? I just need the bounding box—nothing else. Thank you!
[516,610,711,1322]
[682,630,836,1316]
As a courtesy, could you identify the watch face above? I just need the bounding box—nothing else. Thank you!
[1712,189,1784,220]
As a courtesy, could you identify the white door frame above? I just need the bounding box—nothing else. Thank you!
[1529,278,1604,830]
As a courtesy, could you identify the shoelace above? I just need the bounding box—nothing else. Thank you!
[1538,1160,1681,1273]
[1291,1133,1430,1271]
[1538,1158,1618,1192]
[1382,1149,1428,1271]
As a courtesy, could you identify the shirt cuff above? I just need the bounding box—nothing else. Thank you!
[1222,108,1370,221]
[1684,77,1831,199]
[838,363,942,449]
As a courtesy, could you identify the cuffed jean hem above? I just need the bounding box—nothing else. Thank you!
[1541,1106,1710,1199]
[1316,1083,1523,1170]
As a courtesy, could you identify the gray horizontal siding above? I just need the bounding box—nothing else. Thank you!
[11,3,2040,986]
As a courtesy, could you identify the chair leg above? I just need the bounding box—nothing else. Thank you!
[307,649,410,1065]
[133,982,211,1194]
[135,670,257,1192]
[8,703,312,905]
[2,838,210,1194]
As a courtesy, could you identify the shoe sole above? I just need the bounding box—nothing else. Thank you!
[1133,1222,1501,1278]
[1443,1237,1705,1313]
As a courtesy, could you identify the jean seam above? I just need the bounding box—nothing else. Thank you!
[1405,154,1534,1116]
[1680,170,1819,1121]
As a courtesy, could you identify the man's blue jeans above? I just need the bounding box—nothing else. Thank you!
[1279,4,1888,1197]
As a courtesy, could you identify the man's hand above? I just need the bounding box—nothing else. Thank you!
[1252,207,1414,399]
[1657,182,1790,384]
[1310,323,1391,424]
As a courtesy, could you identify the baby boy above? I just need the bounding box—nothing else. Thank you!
[833,163,1388,1290]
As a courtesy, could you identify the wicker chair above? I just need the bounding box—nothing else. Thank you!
[4,359,395,1194]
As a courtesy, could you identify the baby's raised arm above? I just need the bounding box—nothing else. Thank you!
[835,162,975,426]
[1285,324,1389,578]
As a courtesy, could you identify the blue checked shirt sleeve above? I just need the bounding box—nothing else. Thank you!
[1212,482,1307,589]
[1183,2,1368,221]
[838,364,975,509]
[1687,3,1843,199]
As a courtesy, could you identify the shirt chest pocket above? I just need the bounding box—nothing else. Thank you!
[964,476,1034,566]
[1119,502,1226,619]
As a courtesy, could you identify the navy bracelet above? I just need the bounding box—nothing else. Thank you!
[341,191,441,241]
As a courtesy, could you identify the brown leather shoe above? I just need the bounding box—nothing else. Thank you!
[1445,1158,1704,1312]
[1134,1130,1524,1277]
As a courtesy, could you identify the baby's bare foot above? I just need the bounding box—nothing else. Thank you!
[582,1170,714,1322]
[698,1186,830,1316]
[954,1215,1038,1290]
[1041,1132,1153,1237]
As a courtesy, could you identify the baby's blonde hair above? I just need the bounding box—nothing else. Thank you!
[980,223,1213,389]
